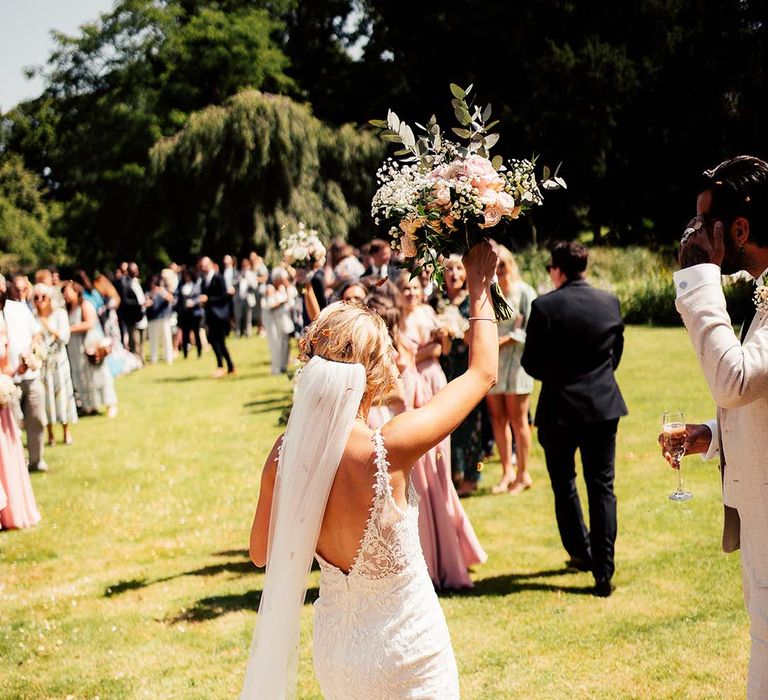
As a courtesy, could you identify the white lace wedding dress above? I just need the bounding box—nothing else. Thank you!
[313,429,460,699]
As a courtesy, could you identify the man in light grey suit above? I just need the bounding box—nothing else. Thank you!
[670,155,768,698]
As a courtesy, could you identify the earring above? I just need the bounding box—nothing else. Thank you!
[739,244,745,254]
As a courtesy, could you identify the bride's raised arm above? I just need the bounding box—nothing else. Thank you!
[384,242,499,469]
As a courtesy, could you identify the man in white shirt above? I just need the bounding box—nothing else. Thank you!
[668,155,768,698]
[0,274,48,471]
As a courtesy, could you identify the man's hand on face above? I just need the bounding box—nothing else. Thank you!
[678,215,725,269]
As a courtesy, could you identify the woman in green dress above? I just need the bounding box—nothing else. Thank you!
[438,256,484,496]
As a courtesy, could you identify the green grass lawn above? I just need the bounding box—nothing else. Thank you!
[1,327,749,699]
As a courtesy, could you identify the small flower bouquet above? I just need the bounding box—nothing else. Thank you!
[0,374,21,409]
[279,223,326,268]
[435,305,470,340]
[370,84,565,319]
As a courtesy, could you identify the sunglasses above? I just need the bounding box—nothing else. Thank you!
[34,295,48,301]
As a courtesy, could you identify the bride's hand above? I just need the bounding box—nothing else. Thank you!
[462,241,497,292]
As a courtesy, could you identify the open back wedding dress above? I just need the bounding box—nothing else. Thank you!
[240,356,459,699]
[313,428,459,698]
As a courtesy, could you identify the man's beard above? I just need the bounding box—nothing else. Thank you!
[720,232,743,275]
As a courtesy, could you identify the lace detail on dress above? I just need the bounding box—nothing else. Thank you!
[312,428,459,698]
[346,429,421,580]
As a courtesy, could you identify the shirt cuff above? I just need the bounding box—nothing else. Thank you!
[702,418,719,461]
[673,264,721,298]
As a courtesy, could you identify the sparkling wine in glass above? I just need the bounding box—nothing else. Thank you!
[662,410,693,502]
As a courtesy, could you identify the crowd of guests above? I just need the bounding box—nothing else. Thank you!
[0,251,274,531]
[1,236,621,597]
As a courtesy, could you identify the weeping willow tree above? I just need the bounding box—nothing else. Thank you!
[150,90,384,261]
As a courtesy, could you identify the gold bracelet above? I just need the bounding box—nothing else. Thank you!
[468,316,498,322]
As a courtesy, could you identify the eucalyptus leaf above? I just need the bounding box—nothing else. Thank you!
[456,108,472,126]
[482,103,492,121]
[382,133,403,143]
[451,99,463,110]
[465,83,473,95]
[388,111,401,133]
[491,155,503,171]
[485,133,500,149]
[477,146,487,158]
[485,120,499,130]
[394,148,410,156]
[433,133,441,151]
[402,124,416,148]
[542,165,551,180]
[428,114,437,127]
[452,127,472,139]
[449,83,465,99]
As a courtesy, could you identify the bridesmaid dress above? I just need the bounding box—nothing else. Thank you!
[400,311,487,589]
[0,322,41,530]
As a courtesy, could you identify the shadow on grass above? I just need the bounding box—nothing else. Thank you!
[166,587,320,624]
[441,569,595,598]
[105,551,260,597]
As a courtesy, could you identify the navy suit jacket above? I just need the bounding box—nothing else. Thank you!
[521,279,628,428]
[200,272,230,324]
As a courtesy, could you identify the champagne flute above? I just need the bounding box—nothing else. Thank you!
[662,410,693,501]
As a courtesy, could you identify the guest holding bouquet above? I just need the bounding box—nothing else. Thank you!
[486,246,537,494]
[63,282,118,417]
[32,284,77,446]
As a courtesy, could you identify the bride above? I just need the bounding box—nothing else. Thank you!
[241,242,499,699]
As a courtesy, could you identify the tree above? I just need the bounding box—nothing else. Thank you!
[150,89,384,260]
[3,0,293,268]
[0,155,65,271]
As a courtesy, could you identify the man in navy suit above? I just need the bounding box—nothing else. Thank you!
[521,242,627,597]
[199,257,235,377]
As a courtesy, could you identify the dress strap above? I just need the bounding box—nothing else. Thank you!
[371,428,392,499]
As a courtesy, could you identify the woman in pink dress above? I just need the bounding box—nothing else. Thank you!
[395,275,487,589]
[0,306,41,530]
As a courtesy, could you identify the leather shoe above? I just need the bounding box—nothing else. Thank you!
[593,578,615,597]
[565,557,592,572]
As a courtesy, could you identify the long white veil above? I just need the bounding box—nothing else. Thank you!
[240,355,366,699]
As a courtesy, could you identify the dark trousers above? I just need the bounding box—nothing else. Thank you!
[538,419,619,582]
[207,318,234,371]
[180,321,202,358]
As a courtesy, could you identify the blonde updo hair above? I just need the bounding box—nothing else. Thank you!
[299,301,397,407]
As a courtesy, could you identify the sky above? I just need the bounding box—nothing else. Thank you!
[0,0,116,112]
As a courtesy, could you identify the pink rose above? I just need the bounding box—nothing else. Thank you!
[496,191,516,216]
[465,154,497,180]
[442,213,457,229]
[479,206,502,229]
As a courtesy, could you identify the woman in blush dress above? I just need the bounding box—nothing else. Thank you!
[396,274,487,589]
[242,243,499,699]
[486,246,537,494]
[439,256,485,496]
[0,295,41,530]
[32,284,77,446]
[63,282,118,417]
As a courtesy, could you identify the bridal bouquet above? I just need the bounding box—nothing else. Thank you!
[370,84,565,319]
[0,374,21,409]
[435,305,470,340]
[280,223,326,268]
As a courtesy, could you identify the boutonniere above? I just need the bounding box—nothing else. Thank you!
[754,272,768,313]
